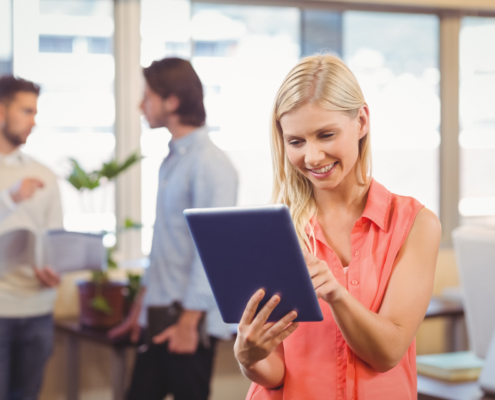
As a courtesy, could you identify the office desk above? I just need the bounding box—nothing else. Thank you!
[425,297,464,319]
[55,319,136,400]
[417,375,495,400]
[425,296,467,352]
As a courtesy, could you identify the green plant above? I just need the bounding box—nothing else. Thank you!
[88,218,143,315]
[67,152,143,192]
[67,152,143,314]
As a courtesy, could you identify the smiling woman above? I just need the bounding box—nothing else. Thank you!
[271,56,371,252]
[233,54,441,400]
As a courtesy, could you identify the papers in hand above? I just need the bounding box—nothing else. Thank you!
[0,229,105,275]
[0,229,36,274]
[43,230,106,273]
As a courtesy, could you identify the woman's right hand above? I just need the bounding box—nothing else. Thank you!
[234,289,299,370]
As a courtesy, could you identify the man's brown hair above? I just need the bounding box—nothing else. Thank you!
[0,75,40,103]
[143,58,206,127]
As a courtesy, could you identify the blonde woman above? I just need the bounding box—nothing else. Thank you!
[234,55,441,400]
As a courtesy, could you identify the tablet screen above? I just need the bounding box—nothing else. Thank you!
[184,205,323,323]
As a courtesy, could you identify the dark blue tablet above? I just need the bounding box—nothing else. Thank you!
[183,205,323,323]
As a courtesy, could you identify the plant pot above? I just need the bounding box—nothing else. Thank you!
[78,281,126,330]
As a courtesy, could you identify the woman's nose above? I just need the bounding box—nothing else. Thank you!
[304,143,325,167]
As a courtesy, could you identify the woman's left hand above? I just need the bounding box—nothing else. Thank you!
[302,249,345,304]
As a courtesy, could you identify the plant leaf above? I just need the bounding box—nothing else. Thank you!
[67,158,100,191]
[90,295,113,315]
[99,152,143,181]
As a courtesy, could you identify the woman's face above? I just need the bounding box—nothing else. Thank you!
[280,103,369,192]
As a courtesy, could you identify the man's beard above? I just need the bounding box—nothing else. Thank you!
[2,122,26,147]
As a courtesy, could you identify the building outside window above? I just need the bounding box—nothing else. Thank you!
[13,0,116,235]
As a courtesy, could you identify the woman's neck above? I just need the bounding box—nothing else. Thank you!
[313,166,370,220]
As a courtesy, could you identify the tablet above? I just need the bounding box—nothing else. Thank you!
[183,204,323,323]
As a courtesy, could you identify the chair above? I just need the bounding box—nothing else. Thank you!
[452,225,495,358]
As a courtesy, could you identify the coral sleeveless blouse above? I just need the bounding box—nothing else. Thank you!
[246,179,424,400]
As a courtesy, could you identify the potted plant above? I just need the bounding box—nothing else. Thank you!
[66,152,143,329]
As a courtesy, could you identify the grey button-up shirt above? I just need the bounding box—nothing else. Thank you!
[140,126,238,339]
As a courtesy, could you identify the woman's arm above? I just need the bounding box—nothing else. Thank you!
[307,207,441,372]
[239,344,286,389]
[234,290,299,388]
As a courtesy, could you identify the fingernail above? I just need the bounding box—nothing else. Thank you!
[257,289,264,297]
[291,312,297,318]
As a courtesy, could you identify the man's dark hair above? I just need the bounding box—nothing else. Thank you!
[0,75,40,103]
[143,58,206,127]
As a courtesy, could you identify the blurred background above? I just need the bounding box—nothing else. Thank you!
[1,0,495,399]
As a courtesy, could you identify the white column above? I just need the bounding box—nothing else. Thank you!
[114,0,143,260]
[439,12,461,244]
[12,0,39,80]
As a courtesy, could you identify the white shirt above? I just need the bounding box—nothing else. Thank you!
[0,149,63,317]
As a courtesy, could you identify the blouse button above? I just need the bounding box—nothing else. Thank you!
[354,251,360,256]
[351,280,359,286]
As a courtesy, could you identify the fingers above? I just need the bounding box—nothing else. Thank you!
[239,289,265,326]
[252,294,280,328]
[276,322,299,343]
[30,178,44,189]
[33,267,44,283]
[35,267,60,287]
[34,267,54,287]
[153,326,173,344]
[264,310,298,342]
[44,266,61,285]
[311,273,328,291]
[108,322,129,338]
[302,248,318,265]
[10,178,45,203]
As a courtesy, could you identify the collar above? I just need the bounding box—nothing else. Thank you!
[168,125,208,155]
[0,148,31,167]
[361,178,391,231]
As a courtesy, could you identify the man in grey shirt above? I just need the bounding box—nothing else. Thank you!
[109,58,238,400]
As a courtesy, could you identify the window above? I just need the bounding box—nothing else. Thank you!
[39,35,74,53]
[140,2,443,252]
[459,17,495,225]
[0,0,12,75]
[15,0,115,234]
[343,12,440,215]
[140,1,300,254]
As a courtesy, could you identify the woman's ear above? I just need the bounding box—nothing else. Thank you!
[357,104,370,140]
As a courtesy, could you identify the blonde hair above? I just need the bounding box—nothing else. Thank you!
[271,54,372,252]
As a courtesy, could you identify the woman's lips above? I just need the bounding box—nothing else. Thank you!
[307,162,338,179]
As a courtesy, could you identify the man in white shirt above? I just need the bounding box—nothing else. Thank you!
[0,75,63,400]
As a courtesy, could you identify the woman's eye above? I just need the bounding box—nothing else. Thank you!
[321,133,334,139]
[288,140,302,146]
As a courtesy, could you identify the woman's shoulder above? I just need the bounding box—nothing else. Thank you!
[373,180,441,245]
[368,179,439,236]
[410,207,441,240]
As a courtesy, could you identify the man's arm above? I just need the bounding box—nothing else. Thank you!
[183,155,238,312]
[0,178,44,222]
[153,153,238,352]
[36,176,63,287]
